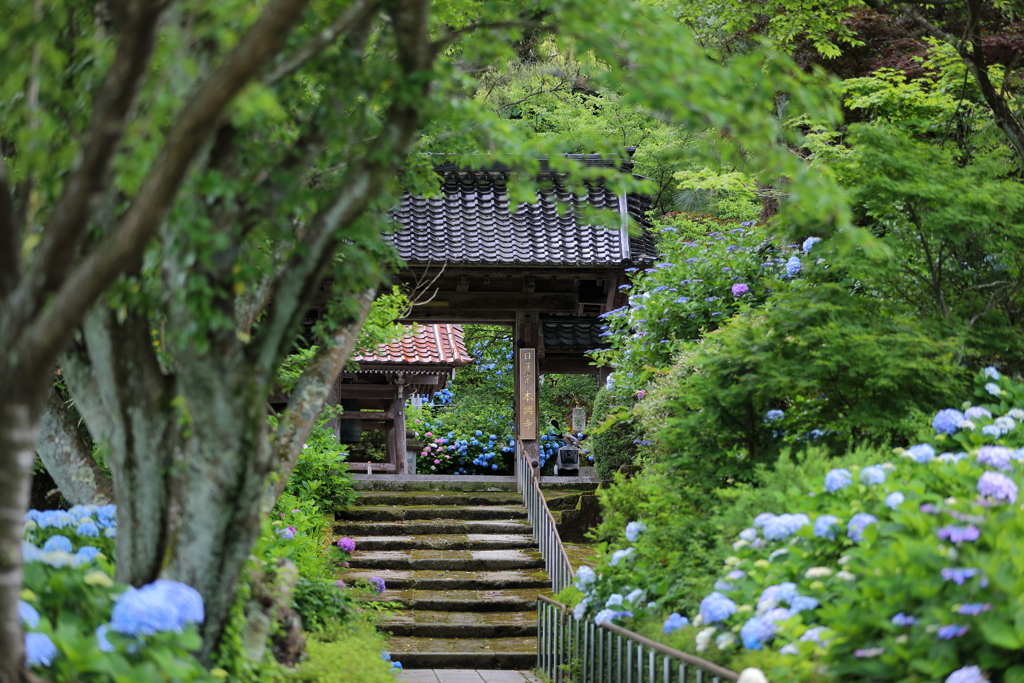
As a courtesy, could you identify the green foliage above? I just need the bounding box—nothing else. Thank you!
[579,371,1024,682]
[285,620,398,683]
[283,421,356,515]
[590,388,640,480]
[640,281,966,493]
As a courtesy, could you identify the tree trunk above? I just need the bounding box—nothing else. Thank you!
[0,395,42,683]
[35,383,113,506]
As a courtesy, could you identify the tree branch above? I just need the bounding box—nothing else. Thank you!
[267,287,376,503]
[431,19,552,55]
[35,381,114,506]
[12,0,313,385]
[263,0,380,86]
[251,0,433,377]
[22,0,166,302]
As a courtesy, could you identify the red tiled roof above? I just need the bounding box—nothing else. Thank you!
[352,324,472,367]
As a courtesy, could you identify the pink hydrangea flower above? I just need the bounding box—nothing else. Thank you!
[434,459,441,464]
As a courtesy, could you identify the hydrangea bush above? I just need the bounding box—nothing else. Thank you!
[574,368,1024,682]
[589,219,812,397]
[20,504,217,682]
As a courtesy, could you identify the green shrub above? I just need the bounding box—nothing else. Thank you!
[286,620,398,683]
[285,421,356,515]
[591,387,640,480]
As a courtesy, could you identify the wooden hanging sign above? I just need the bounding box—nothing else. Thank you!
[518,348,537,440]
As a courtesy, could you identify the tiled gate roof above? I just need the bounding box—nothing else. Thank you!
[388,154,656,267]
[352,324,472,367]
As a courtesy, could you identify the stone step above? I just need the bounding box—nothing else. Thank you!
[352,474,599,492]
[338,506,527,523]
[380,610,537,638]
[349,549,544,571]
[354,491,524,507]
[386,636,535,670]
[345,569,549,591]
[336,520,531,537]
[369,588,546,612]
[352,534,536,552]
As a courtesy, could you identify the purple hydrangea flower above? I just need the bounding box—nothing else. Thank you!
[732,283,750,296]
[848,513,878,543]
[937,624,969,639]
[941,567,978,585]
[937,525,981,543]
[276,526,296,541]
[978,471,1018,503]
[933,409,965,435]
[337,537,356,552]
[957,603,992,615]
[824,469,853,493]
[976,446,1013,471]
[892,612,916,626]
[369,577,386,594]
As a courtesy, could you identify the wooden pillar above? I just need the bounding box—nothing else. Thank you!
[393,382,408,474]
[515,310,540,470]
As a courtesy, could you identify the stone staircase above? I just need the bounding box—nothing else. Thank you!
[336,476,592,669]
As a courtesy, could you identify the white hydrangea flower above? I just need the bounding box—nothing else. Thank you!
[836,570,856,581]
[805,566,833,579]
[695,626,716,652]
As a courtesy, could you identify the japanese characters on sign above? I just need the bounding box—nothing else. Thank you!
[518,348,537,440]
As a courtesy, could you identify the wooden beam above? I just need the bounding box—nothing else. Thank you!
[333,385,400,398]
[412,292,577,311]
[539,357,600,375]
[399,311,516,324]
[336,411,394,421]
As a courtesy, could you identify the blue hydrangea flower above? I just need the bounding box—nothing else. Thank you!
[714,580,734,591]
[848,513,878,543]
[932,409,964,434]
[892,613,917,626]
[984,367,1001,380]
[110,580,205,636]
[859,465,886,485]
[663,613,689,634]
[965,406,992,421]
[785,256,802,277]
[938,452,967,464]
[885,492,905,510]
[800,626,828,645]
[605,594,625,608]
[699,592,737,623]
[813,515,841,540]
[946,666,988,683]
[738,528,758,542]
[25,632,57,667]
[594,609,632,625]
[762,513,810,541]
[824,469,853,493]
[790,595,819,613]
[625,521,646,543]
[42,536,72,553]
[757,583,798,612]
[95,624,115,653]
[978,471,1017,503]
[993,416,1016,434]
[76,520,100,537]
[802,237,822,252]
[977,446,1013,471]
[957,603,992,615]
[764,410,784,423]
[982,425,1001,437]
[985,383,1001,397]
[575,566,596,589]
[609,547,635,566]
[625,588,645,605]
[740,616,775,650]
[753,512,777,528]
[18,600,40,629]
[905,444,935,463]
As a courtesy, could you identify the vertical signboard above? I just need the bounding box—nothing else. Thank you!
[518,348,537,440]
